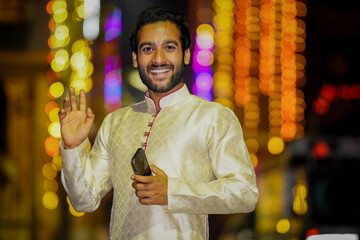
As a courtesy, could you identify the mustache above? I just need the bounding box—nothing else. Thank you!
[148,64,174,69]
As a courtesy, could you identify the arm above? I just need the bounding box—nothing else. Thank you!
[165,108,259,214]
[59,88,112,212]
[60,122,113,212]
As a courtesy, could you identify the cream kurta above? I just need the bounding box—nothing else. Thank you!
[61,85,259,240]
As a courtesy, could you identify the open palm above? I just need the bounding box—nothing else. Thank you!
[59,88,95,149]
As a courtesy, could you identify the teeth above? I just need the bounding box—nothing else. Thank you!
[150,68,170,74]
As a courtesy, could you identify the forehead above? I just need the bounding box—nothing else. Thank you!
[137,21,181,45]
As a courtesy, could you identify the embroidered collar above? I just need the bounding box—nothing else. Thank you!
[144,84,190,112]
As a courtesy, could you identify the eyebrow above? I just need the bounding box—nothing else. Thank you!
[139,40,179,49]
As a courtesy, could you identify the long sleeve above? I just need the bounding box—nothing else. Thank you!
[60,115,113,213]
[165,107,259,214]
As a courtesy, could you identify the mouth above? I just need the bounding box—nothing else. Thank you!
[148,65,173,76]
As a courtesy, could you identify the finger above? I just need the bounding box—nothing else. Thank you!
[58,109,66,122]
[133,175,152,183]
[150,165,165,176]
[139,197,152,205]
[132,182,148,191]
[69,87,78,110]
[63,97,70,114]
[79,89,86,111]
[86,108,95,124]
[135,190,149,199]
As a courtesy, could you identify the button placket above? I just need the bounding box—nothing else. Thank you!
[142,112,158,151]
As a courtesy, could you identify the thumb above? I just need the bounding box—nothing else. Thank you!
[86,108,95,121]
[150,165,165,176]
[58,109,66,123]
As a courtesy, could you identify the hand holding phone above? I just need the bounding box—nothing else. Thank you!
[131,148,152,176]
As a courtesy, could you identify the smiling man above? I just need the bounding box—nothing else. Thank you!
[59,7,259,240]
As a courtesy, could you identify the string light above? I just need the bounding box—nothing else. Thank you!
[193,24,214,101]
[45,0,92,216]
[104,8,123,112]
[213,0,236,110]
[313,83,360,115]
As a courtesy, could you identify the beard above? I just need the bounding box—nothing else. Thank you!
[138,61,185,93]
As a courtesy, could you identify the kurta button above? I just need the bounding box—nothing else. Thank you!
[148,122,152,126]
[152,113,156,117]
[144,132,149,136]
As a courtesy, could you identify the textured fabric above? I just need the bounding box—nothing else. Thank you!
[61,85,259,240]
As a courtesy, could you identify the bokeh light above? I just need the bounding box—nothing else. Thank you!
[52,155,62,171]
[42,162,57,179]
[268,136,285,155]
[67,196,85,217]
[83,0,100,40]
[44,136,60,157]
[49,82,64,99]
[193,24,214,101]
[104,9,123,112]
[48,122,61,138]
[42,191,59,210]
[276,218,290,234]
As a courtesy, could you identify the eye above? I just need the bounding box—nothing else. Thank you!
[142,47,153,53]
[165,45,177,51]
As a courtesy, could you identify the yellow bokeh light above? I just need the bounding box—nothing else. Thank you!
[51,49,69,72]
[293,196,308,215]
[52,0,66,11]
[50,33,70,49]
[53,8,68,23]
[70,77,93,94]
[42,191,59,210]
[51,59,65,72]
[214,0,235,11]
[52,155,62,171]
[268,136,285,155]
[76,4,84,19]
[249,152,258,168]
[70,51,87,71]
[49,107,60,122]
[69,202,85,217]
[54,49,69,65]
[54,25,69,41]
[245,138,259,153]
[49,82,64,98]
[42,162,57,179]
[196,24,214,38]
[276,218,290,234]
[48,122,61,139]
[77,61,93,78]
[43,179,59,192]
[72,39,90,56]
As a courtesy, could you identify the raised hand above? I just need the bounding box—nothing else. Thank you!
[58,88,95,149]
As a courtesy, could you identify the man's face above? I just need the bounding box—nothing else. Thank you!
[132,21,190,93]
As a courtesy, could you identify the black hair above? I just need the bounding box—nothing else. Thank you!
[130,7,191,54]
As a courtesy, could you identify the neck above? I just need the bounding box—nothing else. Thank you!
[148,83,184,113]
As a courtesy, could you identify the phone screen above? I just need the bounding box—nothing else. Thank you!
[131,148,151,176]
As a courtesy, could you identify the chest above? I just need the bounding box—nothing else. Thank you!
[107,109,214,183]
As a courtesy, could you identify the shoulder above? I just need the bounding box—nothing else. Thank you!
[102,101,146,123]
[188,95,236,117]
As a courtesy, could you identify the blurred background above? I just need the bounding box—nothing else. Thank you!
[0,0,359,239]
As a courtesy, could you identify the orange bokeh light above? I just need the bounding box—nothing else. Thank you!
[44,136,60,157]
[45,101,58,115]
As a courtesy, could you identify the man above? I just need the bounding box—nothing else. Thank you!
[59,7,259,240]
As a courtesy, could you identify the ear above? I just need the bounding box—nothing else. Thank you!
[184,48,191,65]
[132,52,138,68]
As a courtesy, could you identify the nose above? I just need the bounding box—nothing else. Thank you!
[152,49,166,65]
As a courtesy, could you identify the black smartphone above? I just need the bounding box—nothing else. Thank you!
[131,148,152,176]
